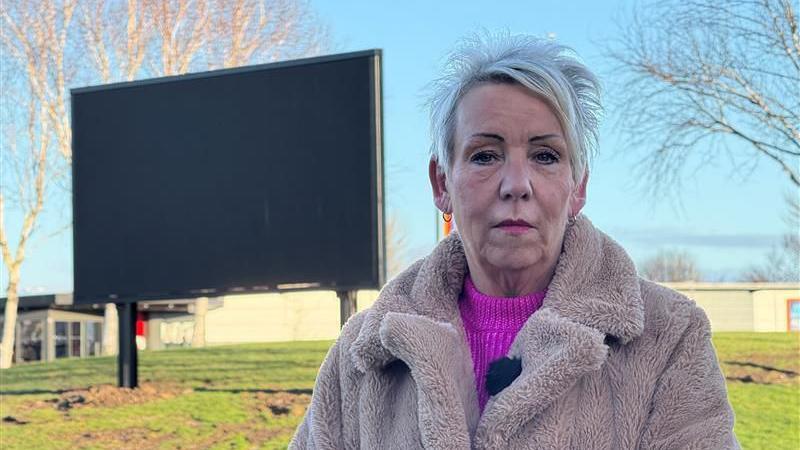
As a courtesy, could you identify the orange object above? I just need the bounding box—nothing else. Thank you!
[444,218,452,236]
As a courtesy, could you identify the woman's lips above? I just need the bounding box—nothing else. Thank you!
[497,220,532,235]
[496,224,532,235]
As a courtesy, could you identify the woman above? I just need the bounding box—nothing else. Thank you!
[291,34,738,449]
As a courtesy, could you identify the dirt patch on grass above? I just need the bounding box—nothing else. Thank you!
[183,392,309,448]
[5,382,312,448]
[55,382,193,410]
[252,391,311,417]
[74,427,172,449]
[721,360,799,385]
[2,415,30,425]
[191,421,289,449]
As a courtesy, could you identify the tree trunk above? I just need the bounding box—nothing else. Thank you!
[103,303,118,356]
[0,268,21,369]
[191,297,208,348]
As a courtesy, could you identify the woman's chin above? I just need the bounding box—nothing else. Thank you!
[485,248,546,272]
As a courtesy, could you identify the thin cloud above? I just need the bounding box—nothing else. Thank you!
[608,228,781,249]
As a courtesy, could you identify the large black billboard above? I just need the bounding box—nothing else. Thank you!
[71,50,384,304]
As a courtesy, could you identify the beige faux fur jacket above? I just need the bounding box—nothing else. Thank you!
[290,216,739,449]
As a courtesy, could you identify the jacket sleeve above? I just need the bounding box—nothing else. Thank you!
[639,305,740,449]
[289,338,345,449]
[290,309,369,450]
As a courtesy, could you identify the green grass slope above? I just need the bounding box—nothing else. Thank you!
[0,333,796,449]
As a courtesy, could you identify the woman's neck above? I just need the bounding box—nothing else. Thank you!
[467,261,555,297]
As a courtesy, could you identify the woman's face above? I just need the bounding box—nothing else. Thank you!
[430,82,587,284]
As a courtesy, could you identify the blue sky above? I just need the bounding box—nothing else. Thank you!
[2,0,793,294]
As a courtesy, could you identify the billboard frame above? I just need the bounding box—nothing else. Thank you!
[70,49,385,305]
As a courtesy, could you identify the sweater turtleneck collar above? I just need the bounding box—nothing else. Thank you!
[459,274,547,332]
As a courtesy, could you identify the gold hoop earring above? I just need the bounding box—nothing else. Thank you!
[442,212,452,223]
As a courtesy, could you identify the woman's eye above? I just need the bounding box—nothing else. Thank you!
[470,151,498,164]
[533,150,559,164]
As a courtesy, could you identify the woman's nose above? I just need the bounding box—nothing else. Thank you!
[499,162,533,201]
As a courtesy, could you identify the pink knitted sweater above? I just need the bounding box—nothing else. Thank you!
[458,275,546,413]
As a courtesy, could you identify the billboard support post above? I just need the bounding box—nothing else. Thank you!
[117,302,138,388]
[337,291,357,328]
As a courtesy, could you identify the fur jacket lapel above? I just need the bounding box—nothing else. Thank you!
[348,215,645,447]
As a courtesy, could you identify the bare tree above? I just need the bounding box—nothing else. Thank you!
[0,93,60,369]
[1,1,75,163]
[206,0,329,70]
[607,0,799,196]
[1,0,329,365]
[149,0,210,76]
[78,0,153,83]
[640,249,703,282]
[101,302,118,355]
[191,297,208,347]
[744,195,800,281]
[0,0,76,369]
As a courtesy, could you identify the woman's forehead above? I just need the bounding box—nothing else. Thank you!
[454,83,564,140]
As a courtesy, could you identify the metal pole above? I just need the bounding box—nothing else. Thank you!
[337,291,357,329]
[117,302,138,388]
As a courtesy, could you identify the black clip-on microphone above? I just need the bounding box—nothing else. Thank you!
[486,356,523,396]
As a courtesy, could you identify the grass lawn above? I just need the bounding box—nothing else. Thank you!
[712,333,800,450]
[1,341,330,449]
[0,333,797,449]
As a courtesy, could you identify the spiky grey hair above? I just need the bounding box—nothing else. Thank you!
[427,32,602,182]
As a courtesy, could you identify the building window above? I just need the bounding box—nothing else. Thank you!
[19,319,43,362]
[55,322,68,358]
[71,322,81,356]
[55,321,84,358]
[85,322,102,356]
[55,320,103,359]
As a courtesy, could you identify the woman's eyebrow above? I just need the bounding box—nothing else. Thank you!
[468,133,564,143]
[469,132,504,141]
[529,133,563,142]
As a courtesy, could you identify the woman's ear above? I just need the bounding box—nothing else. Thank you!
[428,158,451,213]
[569,170,588,217]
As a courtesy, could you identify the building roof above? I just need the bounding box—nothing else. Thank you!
[0,294,194,313]
[0,294,75,312]
[661,282,800,292]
